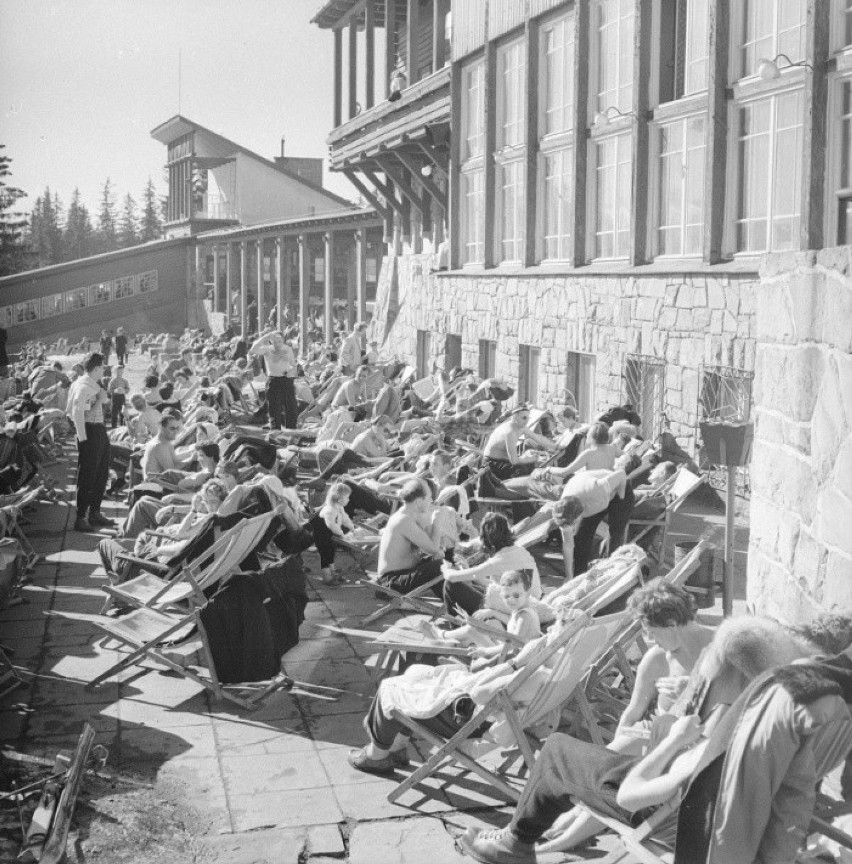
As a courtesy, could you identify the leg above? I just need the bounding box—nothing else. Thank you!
[267,377,285,430]
[606,485,635,552]
[318,448,370,481]
[443,579,486,617]
[380,558,443,597]
[88,426,111,516]
[98,538,135,584]
[573,510,606,576]
[343,481,392,516]
[121,497,162,538]
[75,436,95,518]
[281,377,299,429]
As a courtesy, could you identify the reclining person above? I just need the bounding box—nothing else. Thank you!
[482,406,543,481]
[460,617,824,864]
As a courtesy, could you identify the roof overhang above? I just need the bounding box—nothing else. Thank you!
[150,115,199,144]
[311,0,389,29]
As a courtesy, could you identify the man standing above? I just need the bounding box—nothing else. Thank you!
[99,330,113,365]
[250,331,298,429]
[66,353,113,531]
[339,322,367,375]
[114,327,128,365]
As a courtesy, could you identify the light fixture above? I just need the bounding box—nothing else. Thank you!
[756,53,813,80]
[593,106,635,130]
[420,164,433,178]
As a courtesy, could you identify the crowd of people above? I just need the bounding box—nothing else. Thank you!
[5,314,851,863]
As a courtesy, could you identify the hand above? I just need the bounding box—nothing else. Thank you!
[656,675,689,701]
[468,646,489,658]
[472,609,494,621]
[667,714,703,748]
[443,567,459,582]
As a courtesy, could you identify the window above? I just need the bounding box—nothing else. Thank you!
[65,287,88,311]
[416,329,431,379]
[137,271,158,294]
[594,132,632,258]
[89,282,112,306]
[479,339,497,379]
[565,352,596,421]
[0,307,12,328]
[460,59,486,265]
[834,80,852,244]
[738,0,806,80]
[495,38,527,263]
[15,301,38,324]
[518,345,540,405]
[113,275,135,300]
[445,334,462,371]
[734,91,803,252]
[659,0,710,101]
[593,0,635,113]
[656,115,707,255]
[41,294,64,318]
[539,12,575,261]
[840,0,852,49]
[698,366,754,423]
[623,354,665,438]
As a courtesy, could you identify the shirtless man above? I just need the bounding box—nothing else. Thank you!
[483,406,545,480]
[377,478,444,596]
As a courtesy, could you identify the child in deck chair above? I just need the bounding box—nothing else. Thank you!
[309,481,354,585]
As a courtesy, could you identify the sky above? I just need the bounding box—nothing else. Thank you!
[0,0,356,216]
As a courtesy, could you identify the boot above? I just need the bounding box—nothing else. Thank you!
[74,512,92,532]
[88,511,116,529]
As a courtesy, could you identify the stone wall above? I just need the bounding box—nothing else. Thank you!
[747,247,852,621]
[384,252,758,452]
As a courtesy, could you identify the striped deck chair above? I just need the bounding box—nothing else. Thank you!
[387,589,636,806]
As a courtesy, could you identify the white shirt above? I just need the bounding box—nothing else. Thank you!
[66,374,107,440]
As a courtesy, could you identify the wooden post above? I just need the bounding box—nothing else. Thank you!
[385,0,396,98]
[256,239,264,331]
[324,232,335,346]
[276,236,286,332]
[212,245,220,313]
[449,60,462,269]
[523,17,539,267]
[346,237,357,329]
[334,27,343,127]
[703,0,730,264]
[407,0,419,84]
[801,0,830,250]
[298,234,310,355]
[483,41,497,268]
[356,227,368,323]
[349,19,358,119]
[239,240,248,338]
[720,438,735,618]
[433,0,446,72]
[365,0,375,109]
[570,0,590,267]
[629,0,652,266]
[225,243,233,324]
[194,243,205,328]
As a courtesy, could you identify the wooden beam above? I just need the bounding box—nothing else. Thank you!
[433,0,446,72]
[395,150,448,210]
[324,232,335,346]
[239,240,248,338]
[365,0,375,109]
[211,245,220,313]
[349,19,358,119]
[414,139,449,180]
[256,239,264,331]
[385,0,396,98]
[523,17,539,267]
[801,0,830,250]
[703,0,729,263]
[355,228,368,323]
[483,41,497,267]
[407,0,419,84]
[275,236,285,332]
[346,236,357,328]
[571,0,590,267]
[363,169,407,215]
[374,155,429,217]
[448,60,462,268]
[628,0,652,266]
[342,168,391,219]
[298,234,310,354]
[225,243,233,320]
[334,27,343,127]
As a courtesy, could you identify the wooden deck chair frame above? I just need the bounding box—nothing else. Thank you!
[361,570,445,626]
[629,466,705,564]
[388,607,631,805]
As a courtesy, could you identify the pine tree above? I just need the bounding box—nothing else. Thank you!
[96,177,118,253]
[118,192,138,247]
[64,188,94,261]
[0,145,30,276]
[30,187,63,267]
[52,190,65,262]
[139,177,162,242]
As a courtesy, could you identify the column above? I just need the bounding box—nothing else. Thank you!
[407,0,420,84]
[349,19,358,119]
[449,61,462,269]
[194,243,205,318]
[355,228,368,324]
[212,245,220,313]
[346,238,357,330]
[334,27,343,127]
[365,0,375,109]
[275,236,285,332]
[298,234,310,355]
[324,231,335,347]
[703,0,729,264]
[239,240,248,339]
[226,243,233,324]
[483,42,497,267]
[569,0,590,267]
[523,18,539,267]
[432,0,446,71]
[385,0,396,98]
[628,0,652,266]
[256,238,265,331]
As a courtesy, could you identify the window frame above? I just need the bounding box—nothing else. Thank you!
[733,0,807,83]
[565,350,597,422]
[41,293,64,319]
[518,344,540,405]
[591,0,636,115]
[460,56,487,267]
[478,338,497,379]
[588,125,634,261]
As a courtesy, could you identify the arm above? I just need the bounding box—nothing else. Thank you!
[560,526,575,581]
[616,646,671,732]
[400,517,443,559]
[250,335,273,355]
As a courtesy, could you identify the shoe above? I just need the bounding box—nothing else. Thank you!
[88,512,116,528]
[74,517,93,533]
[321,568,337,586]
[457,827,536,864]
[347,748,396,776]
[390,747,410,768]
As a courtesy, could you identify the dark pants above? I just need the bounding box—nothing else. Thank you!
[267,376,298,430]
[574,486,636,576]
[318,447,371,481]
[366,686,471,748]
[343,481,392,517]
[116,351,128,365]
[510,733,640,844]
[98,537,134,584]
[308,513,336,568]
[443,579,485,617]
[111,394,125,428]
[486,457,534,481]
[76,423,110,516]
[379,558,443,596]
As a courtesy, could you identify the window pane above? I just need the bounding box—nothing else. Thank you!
[595,0,634,112]
[498,41,526,148]
[542,14,575,135]
[543,147,574,259]
[461,169,484,264]
[740,0,805,78]
[462,61,485,160]
[499,160,525,262]
[685,0,709,94]
[595,132,632,258]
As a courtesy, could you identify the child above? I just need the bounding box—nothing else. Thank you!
[309,480,354,585]
[421,570,541,666]
[108,365,129,428]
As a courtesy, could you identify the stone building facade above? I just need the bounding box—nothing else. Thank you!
[748,248,852,620]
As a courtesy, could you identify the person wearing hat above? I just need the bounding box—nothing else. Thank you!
[115,327,128,365]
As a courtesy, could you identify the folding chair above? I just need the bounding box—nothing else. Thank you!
[361,568,445,626]
[629,466,705,564]
[388,596,634,805]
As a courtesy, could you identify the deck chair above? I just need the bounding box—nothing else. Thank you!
[387,595,635,805]
[361,568,445,626]
[629,466,705,564]
[103,511,277,611]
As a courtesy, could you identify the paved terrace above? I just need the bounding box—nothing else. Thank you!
[0,362,752,863]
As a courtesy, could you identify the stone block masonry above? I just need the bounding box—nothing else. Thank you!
[382,253,758,457]
[748,247,852,621]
